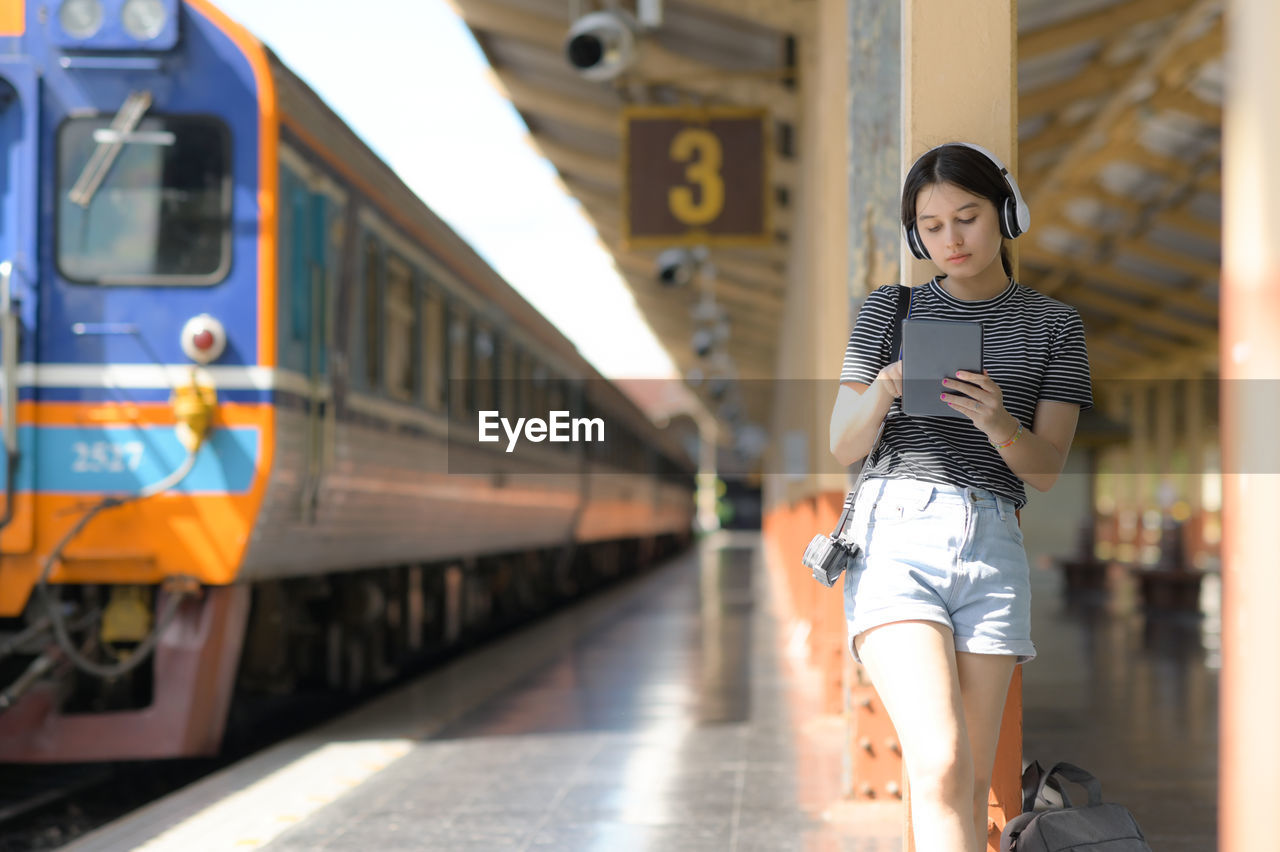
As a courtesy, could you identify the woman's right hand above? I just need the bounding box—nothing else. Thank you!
[875,360,905,401]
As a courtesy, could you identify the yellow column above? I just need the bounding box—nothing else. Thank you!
[900,2,1019,850]
[1222,0,1280,848]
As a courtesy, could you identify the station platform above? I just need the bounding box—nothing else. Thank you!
[69,532,898,851]
[67,528,1218,851]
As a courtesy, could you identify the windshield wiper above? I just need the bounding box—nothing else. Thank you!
[68,90,153,208]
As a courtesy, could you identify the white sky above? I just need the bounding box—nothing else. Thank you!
[213,0,678,379]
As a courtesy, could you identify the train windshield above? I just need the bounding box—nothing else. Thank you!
[57,115,231,285]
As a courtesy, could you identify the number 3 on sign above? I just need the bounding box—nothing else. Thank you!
[71,441,145,474]
[668,128,724,226]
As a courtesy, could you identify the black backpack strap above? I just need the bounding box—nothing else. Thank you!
[890,284,912,362]
[837,284,912,519]
[1020,761,1045,813]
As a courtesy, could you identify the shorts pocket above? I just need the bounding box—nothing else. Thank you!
[1003,509,1025,545]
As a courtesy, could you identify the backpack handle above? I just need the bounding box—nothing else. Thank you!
[1032,761,1104,810]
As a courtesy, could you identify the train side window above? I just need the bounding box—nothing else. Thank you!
[447,305,470,422]
[531,362,548,422]
[508,345,525,420]
[518,350,535,421]
[472,324,495,415]
[384,254,417,401]
[421,285,446,412]
[498,335,517,416]
[361,234,382,390]
[547,377,562,415]
[546,377,567,451]
[585,401,605,461]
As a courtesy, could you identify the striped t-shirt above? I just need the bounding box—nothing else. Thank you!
[839,276,1093,510]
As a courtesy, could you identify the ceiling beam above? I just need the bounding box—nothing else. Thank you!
[448,0,799,122]
[1021,243,1217,320]
[1145,86,1220,127]
[531,132,618,186]
[677,0,810,33]
[639,313,776,369]
[1018,0,1194,60]
[1045,218,1221,284]
[1089,335,1218,381]
[1030,0,1223,201]
[1068,136,1202,185]
[594,220,787,292]
[1020,57,1142,120]
[614,252,784,313]
[1064,287,1214,342]
[1154,204,1219,245]
[1114,235,1220,284]
[493,72,619,137]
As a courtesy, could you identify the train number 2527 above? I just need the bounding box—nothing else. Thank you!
[71,441,145,474]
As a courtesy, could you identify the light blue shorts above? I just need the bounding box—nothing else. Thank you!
[840,478,1036,666]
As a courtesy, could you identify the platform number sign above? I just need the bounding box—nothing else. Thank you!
[622,107,770,249]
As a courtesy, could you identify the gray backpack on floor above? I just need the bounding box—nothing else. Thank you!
[1000,761,1152,851]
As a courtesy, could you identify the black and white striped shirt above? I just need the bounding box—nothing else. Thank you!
[839,276,1093,510]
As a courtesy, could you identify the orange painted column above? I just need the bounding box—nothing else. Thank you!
[762,493,846,714]
[1220,1,1280,849]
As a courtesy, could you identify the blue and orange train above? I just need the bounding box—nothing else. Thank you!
[0,0,695,761]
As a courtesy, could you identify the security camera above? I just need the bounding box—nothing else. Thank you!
[656,247,696,287]
[692,328,715,358]
[564,11,636,82]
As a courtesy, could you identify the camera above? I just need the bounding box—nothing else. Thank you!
[802,534,857,588]
[563,11,637,82]
[655,247,697,287]
[692,327,714,358]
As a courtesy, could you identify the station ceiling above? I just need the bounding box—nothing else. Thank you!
[447,0,1223,429]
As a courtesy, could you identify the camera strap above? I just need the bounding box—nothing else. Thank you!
[834,284,912,540]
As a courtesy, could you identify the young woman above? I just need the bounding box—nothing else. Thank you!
[828,142,1093,851]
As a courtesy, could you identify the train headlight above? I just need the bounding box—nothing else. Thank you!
[181,314,227,365]
[58,0,104,39]
[122,0,167,41]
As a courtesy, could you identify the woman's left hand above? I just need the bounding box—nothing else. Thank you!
[940,370,1019,443]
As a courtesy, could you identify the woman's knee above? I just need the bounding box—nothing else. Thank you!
[906,751,975,804]
[972,777,992,809]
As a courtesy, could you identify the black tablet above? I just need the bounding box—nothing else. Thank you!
[901,319,984,418]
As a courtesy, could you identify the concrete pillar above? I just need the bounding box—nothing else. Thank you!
[696,414,719,533]
[1221,0,1280,847]
[899,2,1019,849]
[759,0,851,728]
[843,0,903,815]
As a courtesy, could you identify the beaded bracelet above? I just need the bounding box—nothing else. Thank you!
[991,422,1024,449]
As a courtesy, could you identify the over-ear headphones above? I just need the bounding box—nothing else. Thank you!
[902,142,1031,261]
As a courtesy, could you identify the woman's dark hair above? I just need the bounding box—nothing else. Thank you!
[900,144,1014,277]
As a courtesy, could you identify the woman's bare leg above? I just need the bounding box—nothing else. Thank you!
[955,651,1018,850]
[854,620,980,852]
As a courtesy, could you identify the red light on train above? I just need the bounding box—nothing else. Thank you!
[192,329,215,351]
[180,314,227,364]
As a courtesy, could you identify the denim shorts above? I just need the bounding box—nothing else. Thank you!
[839,478,1036,666]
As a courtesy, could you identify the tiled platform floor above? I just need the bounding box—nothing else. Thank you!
[72,527,1218,851]
[1019,546,1219,851]
[73,533,897,852]
[255,533,897,851]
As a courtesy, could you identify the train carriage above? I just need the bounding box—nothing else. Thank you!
[0,0,694,762]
